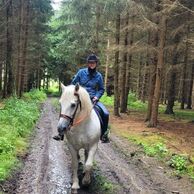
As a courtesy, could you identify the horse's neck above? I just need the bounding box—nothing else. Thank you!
[74,107,91,124]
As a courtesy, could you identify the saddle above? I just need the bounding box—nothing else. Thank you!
[93,104,105,137]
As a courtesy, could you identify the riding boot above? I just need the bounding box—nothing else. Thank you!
[101,133,110,143]
[53,134,64,141]
[101,118,110,143]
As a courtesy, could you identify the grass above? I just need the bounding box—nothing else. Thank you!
[113,124,194,180]
[123,132,194,179]
[101,92,194,122]
[123,132,168,158]
[101,93,194,180]
[44,84,61,97]
[0,89,46,181]
[89,165,117,194]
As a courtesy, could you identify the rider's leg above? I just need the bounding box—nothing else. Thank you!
[96,102,110,143]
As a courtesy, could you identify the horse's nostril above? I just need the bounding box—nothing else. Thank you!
[57,126,63,133]
[57,125,67,133]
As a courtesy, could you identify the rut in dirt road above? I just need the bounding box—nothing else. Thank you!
[97,137,194,194]
[15,99,194,194]
[16,100,72,194]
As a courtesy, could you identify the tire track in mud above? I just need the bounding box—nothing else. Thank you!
[97,142,158,194]
[16,100,72,194]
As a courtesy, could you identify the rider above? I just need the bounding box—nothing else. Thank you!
[53,54,110,143]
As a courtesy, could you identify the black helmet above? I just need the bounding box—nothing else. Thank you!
[86,54,98,63]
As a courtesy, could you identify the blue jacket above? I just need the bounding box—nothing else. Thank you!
[71,68,104,99]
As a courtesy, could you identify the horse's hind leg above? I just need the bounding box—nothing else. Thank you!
[82,143,98,186]
[69,145,80,190]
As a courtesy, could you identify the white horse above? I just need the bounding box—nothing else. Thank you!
[57,83,101,191]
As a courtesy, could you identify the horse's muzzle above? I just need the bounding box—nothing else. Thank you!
[57,120,71,135]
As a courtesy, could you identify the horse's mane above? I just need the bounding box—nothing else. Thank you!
[61,85,93,114]
[76,85,93,112]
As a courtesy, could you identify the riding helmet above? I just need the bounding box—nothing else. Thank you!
[86,54,98,63]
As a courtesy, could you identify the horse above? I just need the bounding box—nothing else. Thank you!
[57,83,101,192]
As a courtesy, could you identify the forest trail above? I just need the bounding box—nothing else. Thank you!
[12,99,194,194]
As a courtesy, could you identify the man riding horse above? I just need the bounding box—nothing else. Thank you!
[53,54,110,143]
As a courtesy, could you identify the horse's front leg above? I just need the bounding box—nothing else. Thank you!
[69,145,80,190]
[82,143,98,186]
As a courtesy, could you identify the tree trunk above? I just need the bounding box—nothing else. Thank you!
[180,23,190,109]
[120,13,129,113]
[149,14,166,127]
[123,15,134,112]
[137,55,143,99]
[3,0,13,98]
[165,35,180,114]
[187,64,194,109]
[145,33,158,122]
[6,0,13,96]
[95,3,100,53]
[20,0,30,95]
[16,0,24,96]
[141,33,150,103]
[192,78,194,109]
[104,37,110,94]
[114,13,121,116]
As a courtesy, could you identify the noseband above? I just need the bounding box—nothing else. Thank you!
[59,91,82,129]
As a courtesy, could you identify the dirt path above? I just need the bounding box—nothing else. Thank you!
[16,99,72,194]
[14,99,194,194]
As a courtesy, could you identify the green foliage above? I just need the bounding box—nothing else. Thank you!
[101,92,147,111]
[102,91,194,121]
[126,133,194,179]
[0,91,44,180]
[22,89,46,102]
[168,155,187,172]
[91,168,117,194]
[100,94,114,106]
[0,154,18,181]
[127,92,137,103]
[187,165,194,180]
[129,100,147,111]
[173,109,194,121]
[44,84,61,97]
[143,143,168,157]
[0,138,14,154]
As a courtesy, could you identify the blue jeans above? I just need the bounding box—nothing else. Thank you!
[94,101,109,137]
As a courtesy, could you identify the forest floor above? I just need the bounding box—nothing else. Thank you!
[1,99,194,194]
[110,110,194,164]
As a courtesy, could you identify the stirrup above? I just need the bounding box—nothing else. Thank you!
[53,134,64,141]
[101,135,110,143]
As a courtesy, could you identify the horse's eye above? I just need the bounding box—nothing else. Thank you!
[71,103,76,108]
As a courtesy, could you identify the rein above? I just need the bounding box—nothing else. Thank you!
[59,91,91,129]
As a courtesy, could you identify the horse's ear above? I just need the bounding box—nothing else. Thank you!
[75,83,80,92]
[61,83,66,93]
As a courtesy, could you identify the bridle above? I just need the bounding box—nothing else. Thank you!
[59,91,82,129]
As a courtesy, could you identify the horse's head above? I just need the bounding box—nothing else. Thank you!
[57,83,92,136]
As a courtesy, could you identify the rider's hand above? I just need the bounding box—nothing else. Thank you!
[92,96,98,103]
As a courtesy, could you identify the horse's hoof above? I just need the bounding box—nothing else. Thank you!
[82,172,91,186]
[72,182,80,190]
[71,189,78,194]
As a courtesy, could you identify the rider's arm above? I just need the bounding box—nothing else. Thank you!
[71,70,81,85]
[95,74,105,100]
